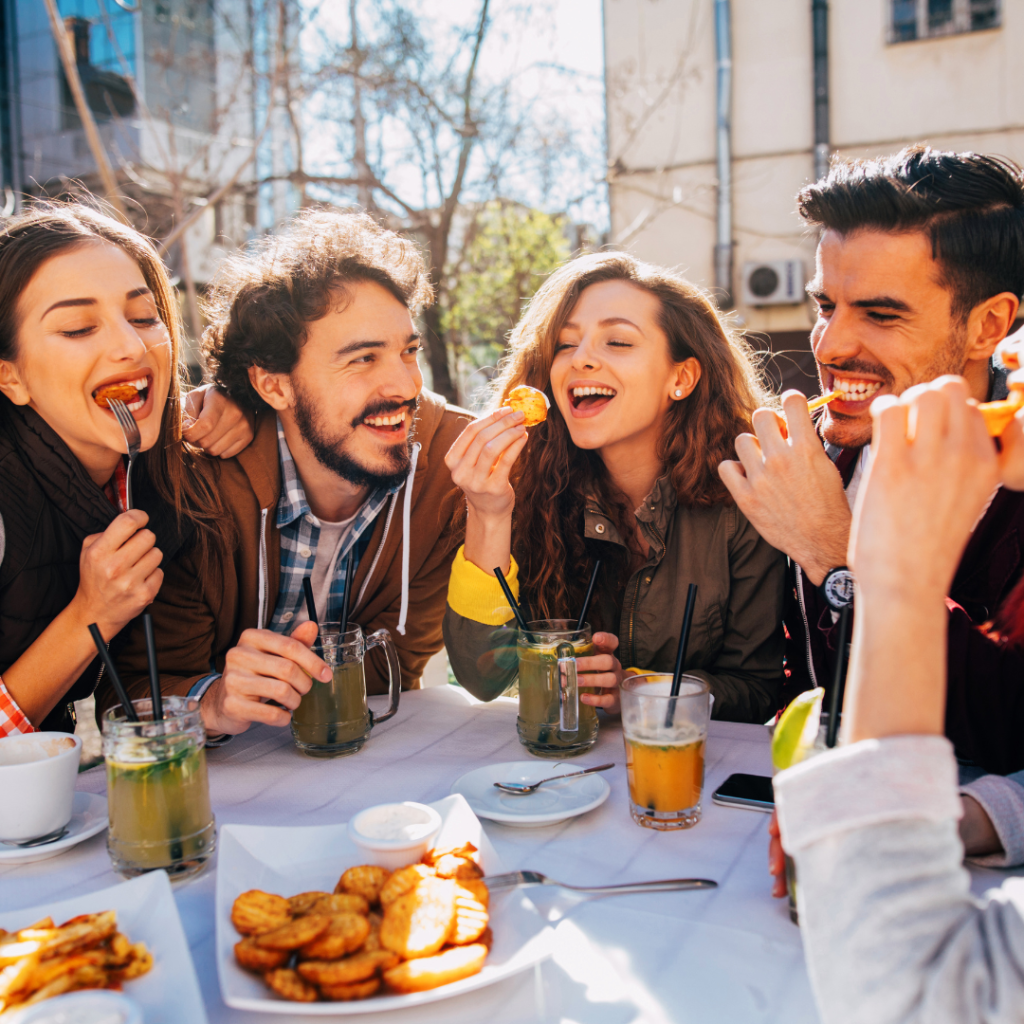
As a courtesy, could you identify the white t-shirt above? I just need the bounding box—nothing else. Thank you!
[294,511,359,625]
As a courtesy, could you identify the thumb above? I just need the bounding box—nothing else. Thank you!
[592,631,619,652]
[289,620,319,648]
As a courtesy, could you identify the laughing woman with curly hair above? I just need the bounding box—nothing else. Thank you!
[442,253,786,723]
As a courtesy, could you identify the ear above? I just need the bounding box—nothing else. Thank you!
[670,357,701,401]
[248,365,293,412]
[965,292,1020,365]
[0,360,30,406]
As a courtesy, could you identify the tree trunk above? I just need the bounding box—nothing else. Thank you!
[422,299,457,403]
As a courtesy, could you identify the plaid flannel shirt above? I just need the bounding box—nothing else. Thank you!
[268,417,397,632]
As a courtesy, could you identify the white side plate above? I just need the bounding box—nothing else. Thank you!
[450,761,611,827]
[0,792,107,864]
[0,870,207,1024]
[215,793,553,1015]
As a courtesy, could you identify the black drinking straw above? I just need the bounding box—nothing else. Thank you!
[142,613,163,722]
[340,548,355,635]
[664,583,699,728]
[825,604,852,748]
[493,566,531,636]
[88,623,138,722]
[302,575,321,659]
[576,559,602,631]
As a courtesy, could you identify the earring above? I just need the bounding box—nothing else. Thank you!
[674,389,683,398]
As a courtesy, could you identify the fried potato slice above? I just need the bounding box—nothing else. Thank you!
[310,893,370,917]
[319,977,380,1001]
[115,942,153,982]
[448,884,490,946]
[383,942,488,994]
[431,854,484,881]
[380,877,456,959]
[459,878,489,908]
[299,913,370,960]
[255,914,331,951]
[93,382,141,409]
[422,843,478,866]
[298,950,400,987]
[337,865,391,904]
[287,892,331,916]
[234,937,289,973]
[231,891,292,936]
[379,864,434,907]
[363,913,383,952]
[502,384,549,427]
[264,967,319,1003]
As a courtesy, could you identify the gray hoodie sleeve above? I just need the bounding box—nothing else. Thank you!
[774,736,1024,1024]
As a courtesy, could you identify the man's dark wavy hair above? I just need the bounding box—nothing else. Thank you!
[203,208,433,410]
[797,145,1024,323]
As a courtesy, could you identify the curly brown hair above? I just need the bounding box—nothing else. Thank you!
[489,251,769,621]
[203,208,434,409]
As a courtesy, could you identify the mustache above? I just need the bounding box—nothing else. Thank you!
[352,397,418,427]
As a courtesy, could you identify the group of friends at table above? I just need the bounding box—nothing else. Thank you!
[0,143,1023,1021]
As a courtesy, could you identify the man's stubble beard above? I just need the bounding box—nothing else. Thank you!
[819,320,969,449]
[292,381,415,492]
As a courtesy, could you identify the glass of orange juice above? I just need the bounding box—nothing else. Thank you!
[620,673,710,830]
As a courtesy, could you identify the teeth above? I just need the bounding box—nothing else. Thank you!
[125,398,145,411]
[571,386,616,398]
[833,378,882,401]
[364,412,405,427]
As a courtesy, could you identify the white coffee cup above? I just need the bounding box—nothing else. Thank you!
[0,733,82,842]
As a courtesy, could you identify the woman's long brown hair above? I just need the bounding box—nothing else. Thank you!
[0,203,229,569]
[488,252,769,621]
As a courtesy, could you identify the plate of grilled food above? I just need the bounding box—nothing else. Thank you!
[0,870,206,1023]
[215,793,553,1013]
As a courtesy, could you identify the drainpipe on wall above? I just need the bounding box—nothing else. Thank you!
[713,0,733,307]
[812,0,829,181]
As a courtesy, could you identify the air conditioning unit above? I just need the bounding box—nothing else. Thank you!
[740,260,806,306]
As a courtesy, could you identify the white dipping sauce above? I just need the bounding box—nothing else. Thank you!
[353,803,436,842]
[0,735,75,766]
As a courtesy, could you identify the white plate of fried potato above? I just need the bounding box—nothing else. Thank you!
[0,870,206,1023]
[215,793,553,1014]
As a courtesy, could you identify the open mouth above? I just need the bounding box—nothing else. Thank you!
[93,375,151,413]
[829,375,884,405]
[359,410,408,433]
[569,384,617,415]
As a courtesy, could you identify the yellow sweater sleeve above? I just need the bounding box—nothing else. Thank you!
[447,546,520,625]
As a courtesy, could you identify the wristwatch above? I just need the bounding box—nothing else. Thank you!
[819,566,855,610]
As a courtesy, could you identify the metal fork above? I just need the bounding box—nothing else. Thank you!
[485,871,717,895]
[108,398,141,510]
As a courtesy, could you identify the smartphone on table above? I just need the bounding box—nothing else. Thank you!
[711,773,774,812]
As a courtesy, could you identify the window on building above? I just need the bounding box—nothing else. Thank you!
[890,0,1000,42]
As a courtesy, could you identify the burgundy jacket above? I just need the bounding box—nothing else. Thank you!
[783,446,1024,775]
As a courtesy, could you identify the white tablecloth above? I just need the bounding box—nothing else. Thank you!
[2,687,1016,1023]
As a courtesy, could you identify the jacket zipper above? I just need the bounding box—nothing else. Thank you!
[257,508,269,630]
[794,562,819,689]
[625,519,663,669]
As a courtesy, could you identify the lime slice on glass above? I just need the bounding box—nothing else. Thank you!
[771,687,825,772]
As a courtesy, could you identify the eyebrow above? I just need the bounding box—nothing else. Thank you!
[42,286,153,318]
[806,286,912,312]
[562,317,643,331]
[335,333,421,357]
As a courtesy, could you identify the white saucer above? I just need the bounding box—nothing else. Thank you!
[0,792,108,864]
[450,761,612,827]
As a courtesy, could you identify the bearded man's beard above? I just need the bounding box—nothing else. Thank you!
[292,384,416,491]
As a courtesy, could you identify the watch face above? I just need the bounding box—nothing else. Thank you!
[823,569,855,609]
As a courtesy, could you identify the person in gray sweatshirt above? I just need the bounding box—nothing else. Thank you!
[773,370,1024,1024]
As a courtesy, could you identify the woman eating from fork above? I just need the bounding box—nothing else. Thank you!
[0,204,238,734]
[443,252,786,721]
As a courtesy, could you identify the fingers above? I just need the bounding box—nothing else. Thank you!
[460,414,526,478]
[591,632,619,653]
[92,510,151,553]
[444,408,519,468]
[580,689,620,711]
[236,627,331,682]
[290,620,320,647]
[778,390,818,446]
[750,405,789,458]
[731,432,765,479]
[717,458,751,501]
[576,653,617,678]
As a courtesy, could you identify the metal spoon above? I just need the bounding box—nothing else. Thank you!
[494,762,615,795]
[2,825,70,848]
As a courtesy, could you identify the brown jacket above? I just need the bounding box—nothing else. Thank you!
[101,391,470,714]
[444,475,786,723]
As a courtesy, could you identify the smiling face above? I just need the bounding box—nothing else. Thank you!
[808,228,977,449]
[548,279,696,459]
[0,241,172,480]
[268,278,423,491]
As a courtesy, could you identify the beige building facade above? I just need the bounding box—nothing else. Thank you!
[603,0,1020,390]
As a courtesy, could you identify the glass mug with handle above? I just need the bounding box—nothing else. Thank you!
[291,622,401,757]
[516,619,598,758]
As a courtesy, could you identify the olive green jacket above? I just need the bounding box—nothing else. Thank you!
[443,475,786,723]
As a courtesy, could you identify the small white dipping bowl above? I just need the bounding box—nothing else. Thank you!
[5,989,142,1024]
[347,801,443,870]
[0,732,81,842]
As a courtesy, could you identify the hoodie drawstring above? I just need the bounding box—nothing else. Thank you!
[396,442,420,636]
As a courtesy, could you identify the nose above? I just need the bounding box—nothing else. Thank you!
[379,350,422,403]
[812,306,861,369]
[107,314,150,362]
[571,334,601,371]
